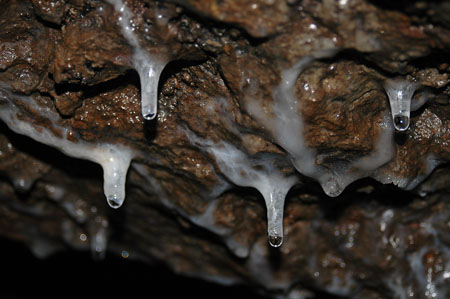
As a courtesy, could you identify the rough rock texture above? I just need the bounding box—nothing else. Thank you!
[0,0,450,298]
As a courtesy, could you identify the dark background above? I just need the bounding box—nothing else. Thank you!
[1,236,271,299]
[0,236,345,299]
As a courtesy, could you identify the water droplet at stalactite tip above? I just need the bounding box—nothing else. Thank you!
[268,234,283,248]
[393,114,410,132]
[107,194,122,209]
[143,112,156,120]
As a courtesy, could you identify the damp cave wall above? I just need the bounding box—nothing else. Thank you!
[0,0,450,298]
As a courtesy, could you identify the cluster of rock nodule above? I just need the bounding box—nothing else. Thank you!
[0,0,450,298]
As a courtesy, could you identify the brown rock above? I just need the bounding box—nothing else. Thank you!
[0,0,449,298]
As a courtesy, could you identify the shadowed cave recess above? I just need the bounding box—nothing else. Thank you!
[0,0,449,298]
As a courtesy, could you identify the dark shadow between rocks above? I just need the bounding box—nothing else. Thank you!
[369,0,446,12]
[316,177,417,221]
[53,70,140,99]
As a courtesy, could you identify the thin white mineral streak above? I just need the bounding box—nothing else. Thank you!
[246,50,396,197]
[384,78,420,132]
[106,0,167,120]
[0,85,134,209]
[183,128,297,247]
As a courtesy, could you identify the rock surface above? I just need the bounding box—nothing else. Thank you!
[0,0,449,298]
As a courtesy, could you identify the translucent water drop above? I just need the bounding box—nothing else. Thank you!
[143,112,156,120]
[393,114,410,131]
[322,177,342,197]
[121,250,129,259]
[268,234,283,247]
[107,194,122,208]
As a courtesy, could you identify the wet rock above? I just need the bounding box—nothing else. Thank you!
[0,0,449,298]
[31,0,68,25]
[170,0,290,38]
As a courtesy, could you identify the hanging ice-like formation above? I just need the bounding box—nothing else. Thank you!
[0,85,134,209]
[207,144,297,247]
[383,79,420,132]
[106,0,167,120]
[99,146,134,208]
[183,128,297,247]
[246,50,396,197]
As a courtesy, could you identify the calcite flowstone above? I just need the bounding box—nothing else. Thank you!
[0,0,449,298]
